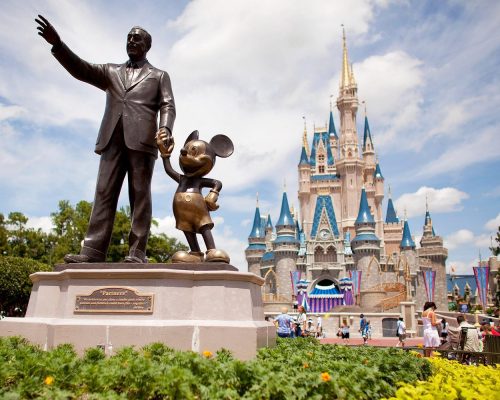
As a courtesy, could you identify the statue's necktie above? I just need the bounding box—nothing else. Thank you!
[126,63,137,88]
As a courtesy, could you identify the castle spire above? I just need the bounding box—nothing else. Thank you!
[276,191,294,228]
[328,109,338,139]
[340,26,351,91]
[355,187,375,224]
[362,114,374,151]
[385,187,399,223]
[302,116,310,156]
[400,218,416,249]
[248,196,264,239]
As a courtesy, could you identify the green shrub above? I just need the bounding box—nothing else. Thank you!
[0,337,434,399]
[0,256,52,317]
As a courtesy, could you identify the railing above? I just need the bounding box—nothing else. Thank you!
[379,290,407,311]
[262,293,290,302]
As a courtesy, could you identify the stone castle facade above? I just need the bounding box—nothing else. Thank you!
[245,32,448,316]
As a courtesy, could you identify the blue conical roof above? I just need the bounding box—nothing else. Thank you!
[310,195,340,238]
[328,111,338,139]
[385,198,399,223]
[276,192,294,227]
[432,226,436,236]
[355,188,375,224]
[424,210,431,226]
[363,116,373,150]
[248,207,264,238]
[374,162,384,179]
[266,214,273,230]
[299,146,309,165]
[400,220,416,249]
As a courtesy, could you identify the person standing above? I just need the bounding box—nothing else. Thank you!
[316,316,323,338]
[341,322,350,345]
[359,314,368,345]
[35,15,175,264]
[396,317,406,347]
[274,307,293,338]
[422,302,440,356]
[296,305,307,337]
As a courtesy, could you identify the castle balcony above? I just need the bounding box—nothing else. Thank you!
[310,262,343,271]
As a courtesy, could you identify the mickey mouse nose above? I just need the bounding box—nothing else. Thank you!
[180,148,187,156]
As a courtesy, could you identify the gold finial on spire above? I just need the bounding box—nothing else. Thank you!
[283,178,287,191]
[404,208,407,221]
[388,184,392,198]
[302,116,310,156]
[330,94,334,112]
[350,63,356,86]
[256,192,259,207]
[340,24,351,90]
[425,194,428,212]
[362,100,367,117]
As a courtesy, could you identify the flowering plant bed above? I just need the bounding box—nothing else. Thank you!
[2,335,492,399]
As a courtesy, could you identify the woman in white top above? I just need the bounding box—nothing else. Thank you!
[422,301,440,356]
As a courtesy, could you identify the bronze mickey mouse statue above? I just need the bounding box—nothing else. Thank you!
[156,128,234,263]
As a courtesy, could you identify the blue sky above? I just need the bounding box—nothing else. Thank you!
[0,0,499,272]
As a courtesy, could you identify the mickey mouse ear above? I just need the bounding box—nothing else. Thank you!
[184,130,199,146]
[210,135,234,158]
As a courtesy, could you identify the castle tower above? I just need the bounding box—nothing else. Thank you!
[265,213,273,251]
[418,205,448,310]
[383,187,403,257]
[245,201,266,276]
[351,187,381,290]
[335,29,364,236]
[329,105,339,156]
[298,123,312,236]
[273,191,299,300]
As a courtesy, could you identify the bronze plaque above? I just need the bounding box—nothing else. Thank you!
[75,287,154,314]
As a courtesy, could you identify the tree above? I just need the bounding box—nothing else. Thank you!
[147,232,188,263]
[0,256,52,317]
[490,226,500,256]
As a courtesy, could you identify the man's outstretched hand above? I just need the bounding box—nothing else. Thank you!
[35,15,61,47]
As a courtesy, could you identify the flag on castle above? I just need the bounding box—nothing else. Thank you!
[290,271,302,296]
[473,265,490,309]
[421,270,437,302]
[349,270,362,296]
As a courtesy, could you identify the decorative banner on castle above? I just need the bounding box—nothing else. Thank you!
[290,271,302,296]
[349,270,362,296]
[473,266,490,308]
[301,293,309,312]
[421,270,436,302]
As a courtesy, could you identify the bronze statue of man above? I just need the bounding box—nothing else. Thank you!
[35,15,175,263]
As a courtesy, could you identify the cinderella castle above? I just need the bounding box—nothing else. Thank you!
[245,32,448,317]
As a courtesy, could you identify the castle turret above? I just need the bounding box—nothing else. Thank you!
[335,29,364,235]
[383,187,403,257]
[245,202,266,275]
[298,124,312,237]
[418,204,448,310]
[273,191,299,300]
[351,188,380,290]
[328,107,338,155]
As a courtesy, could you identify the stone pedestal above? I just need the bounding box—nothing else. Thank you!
[0,263,275,360]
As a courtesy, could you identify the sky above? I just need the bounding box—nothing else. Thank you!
[0,0,499,273]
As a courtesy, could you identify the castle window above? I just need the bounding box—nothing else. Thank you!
[319,165,325,173]
[318,154,325,163]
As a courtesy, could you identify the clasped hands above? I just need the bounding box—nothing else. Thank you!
[155,128,219,211]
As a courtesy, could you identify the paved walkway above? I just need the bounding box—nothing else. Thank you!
[320,337,423,347]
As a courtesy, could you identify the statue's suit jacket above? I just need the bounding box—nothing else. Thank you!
[52,42,175,157]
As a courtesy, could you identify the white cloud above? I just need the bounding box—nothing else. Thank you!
[417,127,500,178]
[0,104,25,121]
[395,186,469,218]
[444,229,474,250]
[485,213,500,232]
[448,260,475,275]
[26,216,54,233]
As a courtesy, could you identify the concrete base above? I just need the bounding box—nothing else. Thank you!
[0,266,275,360]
